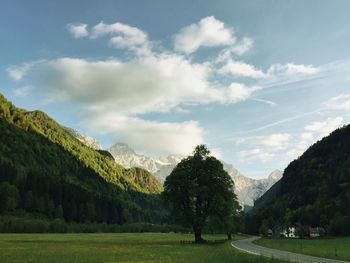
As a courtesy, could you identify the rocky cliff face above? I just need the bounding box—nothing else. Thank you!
[65,128,101,150]
[108,143,282,206]
[225,164,282,206]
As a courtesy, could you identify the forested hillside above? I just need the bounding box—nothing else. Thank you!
[0,94,166,228]
[250,124,350,235]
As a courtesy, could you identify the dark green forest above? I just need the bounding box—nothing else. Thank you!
[250,124,350,236]
[0,94,169,231]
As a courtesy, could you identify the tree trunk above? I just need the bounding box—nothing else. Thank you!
[194,228,204,243]
[227,232,232,240]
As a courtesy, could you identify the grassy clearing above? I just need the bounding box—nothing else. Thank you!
[255,237,350,261]
[0,233,287,263]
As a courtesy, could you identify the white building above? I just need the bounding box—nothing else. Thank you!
[282,227,298,238]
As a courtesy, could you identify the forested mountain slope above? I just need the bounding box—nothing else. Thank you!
[250,124,350,235]
[0,94,165,225]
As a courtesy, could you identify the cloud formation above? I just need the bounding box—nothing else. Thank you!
[236,133,290,163]
[217,60,319,80]
[12,56,257,114]
[267,63,320,77]
[90,21,152,56]
[8,55,259,155]
[286,117,344,160]
[324,94,350,111]
[174,16,234,54]
[238,148,274,162]
[218,60,266,78]
[67,23,89,38]
[7,62,35,81]
[87,114,204,155]
[7,17,324,158]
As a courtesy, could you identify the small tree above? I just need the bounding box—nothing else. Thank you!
[162,145,237,243]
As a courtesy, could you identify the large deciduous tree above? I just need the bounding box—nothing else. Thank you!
[162,145,237,243]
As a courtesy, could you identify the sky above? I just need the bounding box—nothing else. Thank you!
[1,0,350,179]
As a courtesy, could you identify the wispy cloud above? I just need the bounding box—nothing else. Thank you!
[267,63,320,76]
[251,98,277,107]
[238,148,275,162]
[218,59,266,79]
[237,133,291,149]
[7,62,35,81]
[324,94,350,111]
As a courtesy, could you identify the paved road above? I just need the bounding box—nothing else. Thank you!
[232,236,349,263]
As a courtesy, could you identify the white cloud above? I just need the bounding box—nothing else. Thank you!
[7,63,34,81]
[252,98,277,107]
[238,148,274,162]
[231,37,253,55]
[10,17,325,159]
[87,113,204,155]
[258,133,290,149]
[217,37,253,61]
[210,148,223,160]
[12,56,258,115]
[324,94,350,111]
[267,63,320,77]
[286,117,344,160]
[236,133,291,156]
[218,61,319,80]
[218,59,266,79]
[236,116,343,165]
[174,16,234,54]
[300,132,313,141]
[67,23,89,38]
[90,21,152,56]
[8,53,261,156]
[227,83,261,102]
[216,60,321,83]
[285,149,304,160]
[305,116,343,138]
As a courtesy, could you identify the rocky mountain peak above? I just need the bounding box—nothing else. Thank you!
[109,143,136,155]
[65,127,101,150]
[107,142,282,207]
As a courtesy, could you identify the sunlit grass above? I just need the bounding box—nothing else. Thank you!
[0,233,287,263]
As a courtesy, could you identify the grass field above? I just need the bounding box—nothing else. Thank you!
[255,237,350,261]
[0,233,288,263]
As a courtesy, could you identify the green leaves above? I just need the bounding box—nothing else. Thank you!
[163,145,238,241]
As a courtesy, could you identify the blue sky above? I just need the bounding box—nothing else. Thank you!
[1,0,350,178]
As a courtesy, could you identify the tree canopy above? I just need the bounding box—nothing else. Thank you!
[162,145,238,243]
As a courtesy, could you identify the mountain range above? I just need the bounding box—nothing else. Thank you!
[107,143,282,207]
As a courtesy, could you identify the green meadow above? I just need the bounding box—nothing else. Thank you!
[255,237,350,261]
[0,233,287,263]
